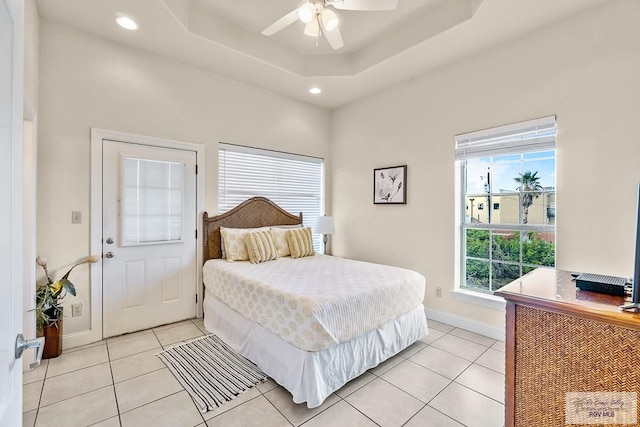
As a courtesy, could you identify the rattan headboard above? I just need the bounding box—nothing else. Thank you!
[203,197,303,262]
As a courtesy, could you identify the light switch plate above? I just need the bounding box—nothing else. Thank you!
[72,211,81,224]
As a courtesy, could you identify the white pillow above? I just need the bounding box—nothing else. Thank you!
[220,227,269,262]
[269,227,291,258]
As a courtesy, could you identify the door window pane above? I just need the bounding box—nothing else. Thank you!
[122,157,184,245]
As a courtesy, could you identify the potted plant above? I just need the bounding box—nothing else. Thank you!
[35,255,99,358]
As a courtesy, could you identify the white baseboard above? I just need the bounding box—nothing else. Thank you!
[424,307,506,342]
[63,328,102,350]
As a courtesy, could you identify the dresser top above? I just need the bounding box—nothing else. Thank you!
[496,267,640,329]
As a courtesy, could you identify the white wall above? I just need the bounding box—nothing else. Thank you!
[331,0,640,330]
[24,0,38,115]
[37,20,331,335]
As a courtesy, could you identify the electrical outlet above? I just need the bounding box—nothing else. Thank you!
[71,303,82,317]
[435,287,443,298]
[72,211,82,224]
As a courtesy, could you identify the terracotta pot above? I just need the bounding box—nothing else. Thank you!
[42,317,63,359]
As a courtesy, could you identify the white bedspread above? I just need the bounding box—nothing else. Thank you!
[202,254,425,351]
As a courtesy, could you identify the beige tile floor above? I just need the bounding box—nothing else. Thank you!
[23,319,505,427]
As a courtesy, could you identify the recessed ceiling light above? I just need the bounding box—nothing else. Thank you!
[309,87,322,95]
[116,14,138,31]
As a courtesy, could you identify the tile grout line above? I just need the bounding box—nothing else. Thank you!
[261,392,296,427]
[338,397,384,427]
[31,358,49,427]
[292,396,342,427]
[104,342,124,427]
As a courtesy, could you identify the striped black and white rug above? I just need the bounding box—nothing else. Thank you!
[156,334,267,413]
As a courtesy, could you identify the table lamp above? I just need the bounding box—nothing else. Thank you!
[315,216,335,254]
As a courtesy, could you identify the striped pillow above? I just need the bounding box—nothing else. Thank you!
[245,230,278,264]
[286,227,315,259]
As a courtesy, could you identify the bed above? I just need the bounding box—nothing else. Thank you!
[202,197,428,408]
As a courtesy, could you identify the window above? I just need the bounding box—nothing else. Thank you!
[456,116,556,293]
[122,157,184,245]
[218,143,324,252]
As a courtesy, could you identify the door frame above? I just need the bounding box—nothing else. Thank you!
[22,106,38,370]
[75,128,205,348]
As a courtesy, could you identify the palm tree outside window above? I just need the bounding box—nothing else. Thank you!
[515,171,544,225]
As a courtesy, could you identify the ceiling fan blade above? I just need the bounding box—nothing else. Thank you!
[323,26,344,50]
[330,0,398,11]
[262,9,299,36]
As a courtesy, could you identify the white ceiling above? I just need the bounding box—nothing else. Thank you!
[36,0,608,109]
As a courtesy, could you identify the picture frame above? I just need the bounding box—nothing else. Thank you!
[373,165,407,204]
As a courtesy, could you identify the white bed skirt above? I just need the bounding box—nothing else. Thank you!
[203,295,428,408]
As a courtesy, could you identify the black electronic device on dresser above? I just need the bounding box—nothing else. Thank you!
[575,273,628,296]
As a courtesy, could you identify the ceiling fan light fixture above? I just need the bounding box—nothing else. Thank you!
[297,3,316,24]
[321,9,339,31]
[304,19,320,37]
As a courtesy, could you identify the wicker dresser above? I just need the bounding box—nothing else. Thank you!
[496,268,640,427]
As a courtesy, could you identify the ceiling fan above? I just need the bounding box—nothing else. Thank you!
[261,0,398,50]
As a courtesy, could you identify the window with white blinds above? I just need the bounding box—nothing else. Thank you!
[218,143,324,252]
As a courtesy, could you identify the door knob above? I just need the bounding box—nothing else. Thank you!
[15,334,44,370]
[105,252,115,258]
[105,237,114,244]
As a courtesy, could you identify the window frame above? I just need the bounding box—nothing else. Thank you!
[454,116,557,303]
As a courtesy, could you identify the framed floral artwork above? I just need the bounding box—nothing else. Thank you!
[373,165,407,204]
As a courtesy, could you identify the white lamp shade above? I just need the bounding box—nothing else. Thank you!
[304,18,320,37]
[297,3,315,24]
[315,216,335,235]
[321,9,339,31]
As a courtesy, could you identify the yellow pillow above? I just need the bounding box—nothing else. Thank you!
[286,227,315,259]
[269,227,291,257]
[220,227,269,262]
[245,230,278,264]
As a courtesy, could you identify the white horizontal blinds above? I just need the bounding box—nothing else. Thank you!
[219,143,323,252]
[455,115,556,160]
[123,157,184,245]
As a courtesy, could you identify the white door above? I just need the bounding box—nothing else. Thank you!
[102,140,197,337]
[0,0,24,424]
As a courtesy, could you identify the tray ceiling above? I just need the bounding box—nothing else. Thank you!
[36,0,608,108]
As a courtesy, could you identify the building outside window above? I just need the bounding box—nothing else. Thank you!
[456,116,556,293]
